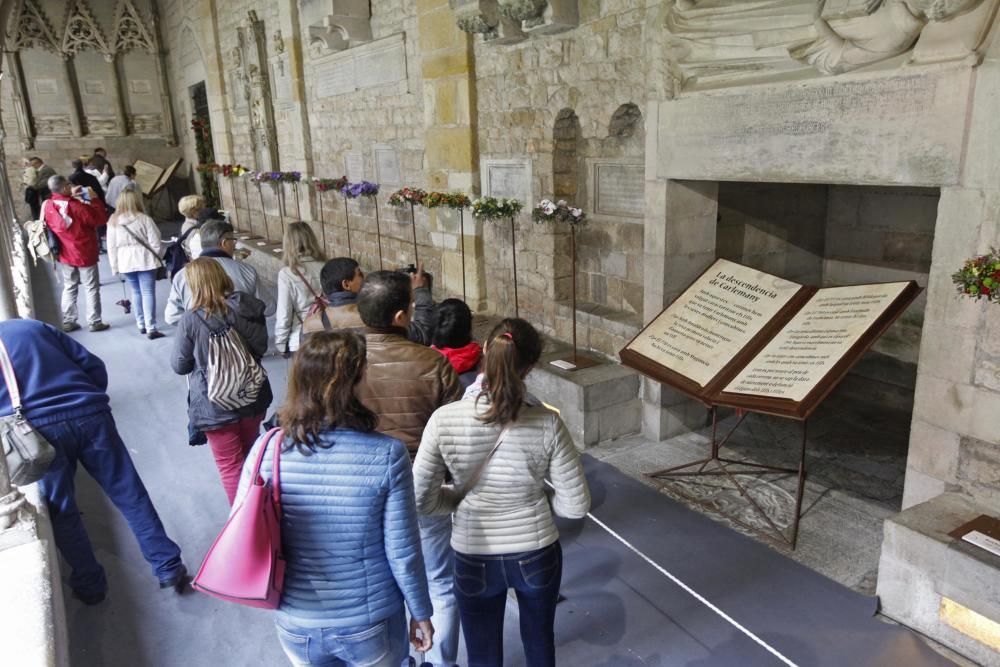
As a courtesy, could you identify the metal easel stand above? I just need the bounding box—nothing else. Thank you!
[645,406,808,550]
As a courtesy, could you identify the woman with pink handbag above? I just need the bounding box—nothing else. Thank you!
[231,332,434,666]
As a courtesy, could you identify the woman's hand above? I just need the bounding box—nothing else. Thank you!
[409,618,433,653]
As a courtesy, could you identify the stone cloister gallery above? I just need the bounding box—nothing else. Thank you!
[0,0,999,664]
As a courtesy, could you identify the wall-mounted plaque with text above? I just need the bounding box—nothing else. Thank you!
[620,259,921,419]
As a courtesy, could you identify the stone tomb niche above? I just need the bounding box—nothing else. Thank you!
[714,181,938,510]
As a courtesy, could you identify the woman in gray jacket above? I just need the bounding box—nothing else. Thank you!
[413,318,591,667]
[171,258,272,505]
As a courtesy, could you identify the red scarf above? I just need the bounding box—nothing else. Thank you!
[432,341,482,374]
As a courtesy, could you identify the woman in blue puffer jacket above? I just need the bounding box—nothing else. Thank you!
[234,332,434,666]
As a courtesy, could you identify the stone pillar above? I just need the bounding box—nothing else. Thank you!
[148,1,178,146]
[275,0,315,221]
[641,115,718,439]
[106,56,129,136]
[60,56,84,137]
[417,0,484,305]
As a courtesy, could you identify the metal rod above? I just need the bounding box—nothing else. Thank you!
[318,189,326,255]
[226,177,238,230]
[460,208,466,303]
[294,182,301,220]
[790,420,809,549]
[344,197,352,257]
[374,197,384,270]
[571,225,578,363]
[410,201,419,266]
[510,216,518,318]
[242,178,251,234]
[257,182,267,240]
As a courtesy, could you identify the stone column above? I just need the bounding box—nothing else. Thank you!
[641,113,718,439]
[60,56,84,137]
[417,0,484,305]
[275,0,315,221]
[106,55,129,136]
[148,1,178,146]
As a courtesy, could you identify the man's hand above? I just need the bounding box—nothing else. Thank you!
[410,261,428,290]
[409,618,433,653]
[70,185,83,197]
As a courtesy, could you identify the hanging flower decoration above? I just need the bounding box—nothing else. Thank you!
[952,248,1000,304]
[343,181,381,199]
[532,198,587,226]
[252,171,283,184]
[313,176,349,192]
[424,192,472,209]
[471,196,523,221]
[387,187,427,207]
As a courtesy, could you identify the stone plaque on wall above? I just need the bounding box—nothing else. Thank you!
[271,54,293,107]
[34,79,57,95]
[83,80,105,95]
[130,80,152,95]
[312,33,407,99]
[345,151,364,181]
[591,161,644,219]
[229,70,248,114]
[657,68,973,187]
[374,145,401,185]
[481,158,531,203]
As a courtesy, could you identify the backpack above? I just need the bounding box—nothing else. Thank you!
[23,201,60,265]
[196,311,267,411]
[163,225,199,279]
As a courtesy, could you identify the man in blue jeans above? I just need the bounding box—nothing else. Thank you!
[0,319,187,604]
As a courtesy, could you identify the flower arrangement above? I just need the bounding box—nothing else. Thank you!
[220,164,248,178]
[471,196,523,220]
[342,181,380,199]
[314,176,349,192]
[423,192,472,209]
[251,170,280,184]
[952,249,1000,303]
[387,187,428,207]
[532,198,586,225]
[279,171,302,183]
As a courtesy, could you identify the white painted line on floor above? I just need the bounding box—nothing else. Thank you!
[549,481,799,666]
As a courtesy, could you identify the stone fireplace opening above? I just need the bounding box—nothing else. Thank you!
[712,182,938,513]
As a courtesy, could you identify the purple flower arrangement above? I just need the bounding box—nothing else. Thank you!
[342,181,380,199]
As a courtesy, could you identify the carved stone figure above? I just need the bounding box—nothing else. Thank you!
[272,29,284,54]
[665,0,993,86]
[792,0,984,74]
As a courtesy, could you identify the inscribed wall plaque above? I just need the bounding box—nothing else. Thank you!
[229,70,248,113]
[271,54,293,106]
[657,68,972,187]
[345,151,364,181]
[592,161,644,219]
[312,33,407,99]
[481,158,531,203]
[84,80,105,95]
[130,80,152,95]
[374,145,401,185]
[34,79,58,95]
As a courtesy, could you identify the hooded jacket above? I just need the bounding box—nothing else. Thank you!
[432,341,482,388]
[106,212,162,275]
[44,192,108,267]
[170,292,273,431]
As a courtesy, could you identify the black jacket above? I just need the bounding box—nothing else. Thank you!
[171,292,273,430]
[69,168,105,201]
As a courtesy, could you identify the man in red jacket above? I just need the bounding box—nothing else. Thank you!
[44,174,111,332]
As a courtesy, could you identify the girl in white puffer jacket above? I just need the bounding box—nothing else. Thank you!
[106,190,165,339]
[414,318,591,667]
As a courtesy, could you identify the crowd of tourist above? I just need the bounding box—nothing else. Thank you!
[1,148,592,667]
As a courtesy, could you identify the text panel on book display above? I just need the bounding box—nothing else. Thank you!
[724,282,911,402]
[624,259,801,387]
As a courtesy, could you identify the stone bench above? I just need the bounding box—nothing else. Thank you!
[877,492,1000,666]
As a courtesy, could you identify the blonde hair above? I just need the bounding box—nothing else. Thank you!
[178,194,205,220]
[282,221,326,270]
[109,190,144,225]
[186,258,234,318]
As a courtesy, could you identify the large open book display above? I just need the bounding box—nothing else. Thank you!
[620,259,921,548]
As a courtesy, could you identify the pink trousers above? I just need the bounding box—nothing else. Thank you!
[205,414,265,505]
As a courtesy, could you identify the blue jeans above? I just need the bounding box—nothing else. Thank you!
[123,269,158,330]
[36,410,184,597]
[454,542,563,667]
[276,609,408,667]
[417,513,460,666]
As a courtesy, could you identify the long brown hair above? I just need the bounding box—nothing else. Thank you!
[279,332,377,453]
[478,318,542,425]
[186,257,233,318]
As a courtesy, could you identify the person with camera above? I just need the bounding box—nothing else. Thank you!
[355,270,464,667]
[44,175,111,333]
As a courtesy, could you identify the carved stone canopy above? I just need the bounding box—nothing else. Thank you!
[304,0,373,54]
[61,0,112,57]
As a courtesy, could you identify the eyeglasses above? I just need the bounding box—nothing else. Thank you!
[222,236,237,242]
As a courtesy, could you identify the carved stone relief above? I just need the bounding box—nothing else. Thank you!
[8,0,60,52]
[450,0,525,44]
[113,0,158,55]
[229,12,280,171]
[664,0,1000,89]
[61,0,111,58]
[454,0,576,41]
[305,0,373,56]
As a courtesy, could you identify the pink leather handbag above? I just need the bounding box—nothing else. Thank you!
[192,427,286,608]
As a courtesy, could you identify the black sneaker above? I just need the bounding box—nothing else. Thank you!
[72,589,106,606]
[159,566,191,594]
[148,330,165,340]
[138,327,147,335]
